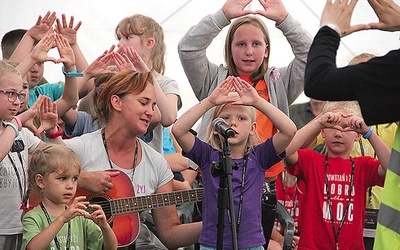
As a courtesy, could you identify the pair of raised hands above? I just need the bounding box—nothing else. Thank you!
[83,44,151,78]
[321,0,400,37]
[17,95,58,136]
[222,0,288,24]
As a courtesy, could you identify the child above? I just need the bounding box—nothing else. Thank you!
[172,76,296,249]
[10,12,91,107]
[0,59,59,250]
[285,101,390,249]
[178,0,312,242]
[22,144,118,250]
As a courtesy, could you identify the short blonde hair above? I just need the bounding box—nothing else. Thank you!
[322,101,362,118]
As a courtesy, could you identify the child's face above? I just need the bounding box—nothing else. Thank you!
[41,166,80,205]
[231,24,268,76]
[216,104,255,144]
[19,75,29,112]
[321,110,360,158]
[117,31,148,62]
[28,62,44,88]
[0,73,24,120]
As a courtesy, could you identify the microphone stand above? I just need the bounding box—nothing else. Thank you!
[211,135,238,250]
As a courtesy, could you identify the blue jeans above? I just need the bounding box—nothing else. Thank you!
[200,245,264,250]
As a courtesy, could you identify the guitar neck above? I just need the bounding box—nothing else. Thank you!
[110,188,203,216]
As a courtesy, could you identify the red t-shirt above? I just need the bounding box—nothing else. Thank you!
[286,149,384,249]
[275,174,305,236]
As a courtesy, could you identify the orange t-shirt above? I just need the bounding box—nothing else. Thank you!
[240,75,284,178]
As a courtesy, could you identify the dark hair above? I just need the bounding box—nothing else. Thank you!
[1,29,27,60]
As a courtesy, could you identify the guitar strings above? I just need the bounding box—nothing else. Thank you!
[85,189,204,215]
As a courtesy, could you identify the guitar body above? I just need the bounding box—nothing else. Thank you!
[28,170,139,247]
[76,170,139,247]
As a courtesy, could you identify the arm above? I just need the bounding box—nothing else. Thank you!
[55,14,92,99]
[118,47,178,126]
[177,0,253,100]
[172,77,235,153]
[285,112,342,165]
[234,78,297,154]
[81,203,117,250]
[304,1,400,124]
[26,197,90,250]
[348,117,391,178]
[53,34,79,117]
[10,11,56,62]
[15,33,57,77]
[177,8,230,101]
[151,180,201,248]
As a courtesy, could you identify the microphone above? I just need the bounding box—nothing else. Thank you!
[212,118,236,138]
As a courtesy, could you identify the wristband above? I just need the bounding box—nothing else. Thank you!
[363,127,373,139]
[45,124,64,139]
[3,121,19,138]
[62,65,84,78]
[12,116,22,131]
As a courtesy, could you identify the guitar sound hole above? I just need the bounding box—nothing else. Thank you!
[87,196,113,225]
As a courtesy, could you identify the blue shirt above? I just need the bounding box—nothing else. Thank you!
[28,82,65,107]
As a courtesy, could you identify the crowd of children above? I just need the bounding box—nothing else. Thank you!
[1,0,400,249]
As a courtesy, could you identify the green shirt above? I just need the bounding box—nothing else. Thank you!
[22,206,104,250]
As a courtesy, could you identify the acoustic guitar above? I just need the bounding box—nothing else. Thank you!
[28,170,203,247]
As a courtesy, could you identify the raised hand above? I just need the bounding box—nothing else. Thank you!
[29,33,57,64]
[368,0,400,31]
[16,96,43,134]
[28,11,57,41]
[113,45,136,71]
[37,96,58,135]
[83,203,110,229]
[208,76,235,106]
[55,14,82,46]
[255,0,288,24]
[55,33,75,67]
[222,0,254,20]
[60,196,89,223]
[320,0,370,37]
[318,111,344,131]
[346,115,369,134]
[231,77,261,106]
[122,46,149,72]
[85,50,116,77]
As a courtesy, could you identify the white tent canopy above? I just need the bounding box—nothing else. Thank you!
[1,0,399,116]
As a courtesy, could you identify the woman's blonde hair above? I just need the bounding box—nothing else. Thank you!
[95,70,154,125]
[115,14,166,74]
[224,16,270,83]
[206,92,259,155]
[28,144,81,194]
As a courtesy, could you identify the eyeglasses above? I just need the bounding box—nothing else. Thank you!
[0,89,27,102]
